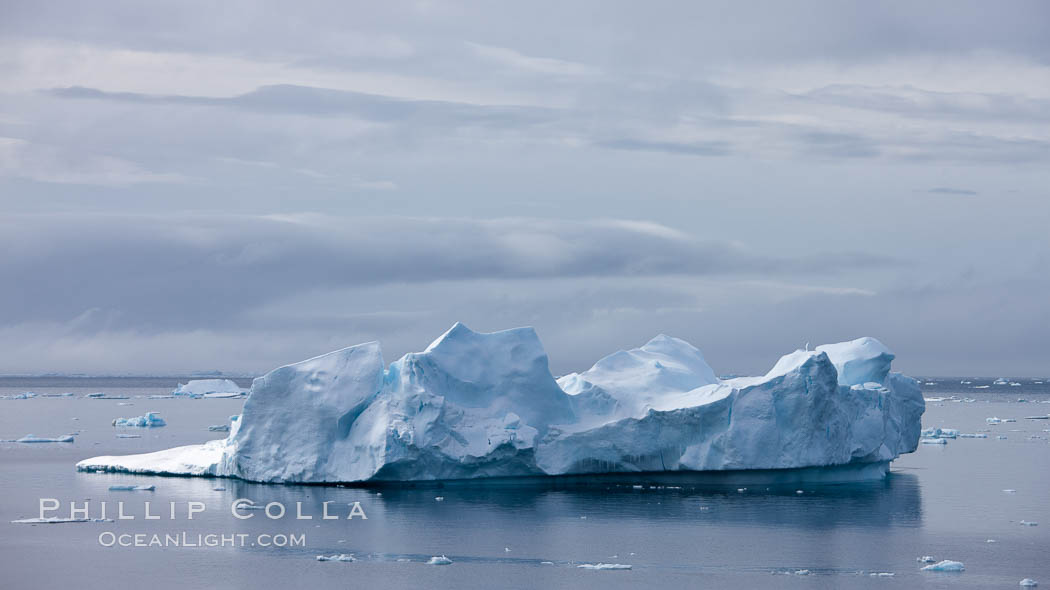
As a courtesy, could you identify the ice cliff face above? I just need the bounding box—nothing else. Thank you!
[77,325,924,483]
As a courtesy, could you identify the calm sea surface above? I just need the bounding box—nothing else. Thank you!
[1,376,1048,589]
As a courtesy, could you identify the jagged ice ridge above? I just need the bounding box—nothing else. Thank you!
[76,324,924,484]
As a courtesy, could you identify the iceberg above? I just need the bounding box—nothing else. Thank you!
[173,379,246,398]
[76,325,924,484]
[1020,579,1038,587]
[922,560,964,572]
[427,555,453,565]
[112,412,166,428]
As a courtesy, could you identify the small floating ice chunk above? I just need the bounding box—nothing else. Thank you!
[794,569,810,575]
[987,539,997,543]
[921,438,947,445]
[1020,579,1038,587]
[988,417,1004,424]
[116,434,142,439]
[109,484,155,491]
[12,517,113,524]
[1003,489,1017,493]
[870,572,895,577]
[316,554,355,562]
[207,424,230,432]
[1025,415,1050,420]
[9,434,74,443]
[212,487,226,491]
[1020,520,1038,526]
[112,412,166,428]
[922,560,964,572]
[917,556,936,563]
[541,561,555,565]
[434,496,444,502]
[921,427,959,439]
[578,563,632,570]
[427,555,453,566]
[998,435,1008,440]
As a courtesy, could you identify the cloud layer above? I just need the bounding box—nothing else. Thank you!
[0,1,1048,375]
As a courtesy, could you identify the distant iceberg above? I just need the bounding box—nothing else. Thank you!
[173,379,246,398]
[922,560,965,572]
[76,324,924,484]
[112,412,166,428]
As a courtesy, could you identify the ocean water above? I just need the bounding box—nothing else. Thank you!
[1,376,1048,589]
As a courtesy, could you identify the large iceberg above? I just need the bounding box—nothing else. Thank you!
[76,324,924,484]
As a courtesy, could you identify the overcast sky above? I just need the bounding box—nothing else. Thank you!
[1,1,1048,377]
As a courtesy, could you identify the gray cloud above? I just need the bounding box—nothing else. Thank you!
[0,213,897,331]
[1,1,1049,375]
[594,138,732,157]
[927,187,978,196]
[46,85,556,127]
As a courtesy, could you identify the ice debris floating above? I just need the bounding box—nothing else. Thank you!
[108,485,155,491]
[12,517,113,524]
[921,427,958,439]
[316,554,355,562]
[5,434,74,443]
[112,412,166,428]
[208,424,230,432]
[917,556,936,563]
[1020,579,1038,587]
[922,560,965,572]
[578,563,632,570]
[75,325,925,484]
[427,555,453,565]
[173,379,246,398]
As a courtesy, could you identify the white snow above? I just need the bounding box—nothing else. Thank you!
[76,325,925,484]
[173,379,245,398]
[922,560,965,572]
[578,563,632,570]
[112,412,166,428]
[427,555,453,565]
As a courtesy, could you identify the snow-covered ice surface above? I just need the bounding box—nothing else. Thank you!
[76,324,924,484]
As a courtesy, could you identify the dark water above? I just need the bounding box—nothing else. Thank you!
[1,377,1048,589]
